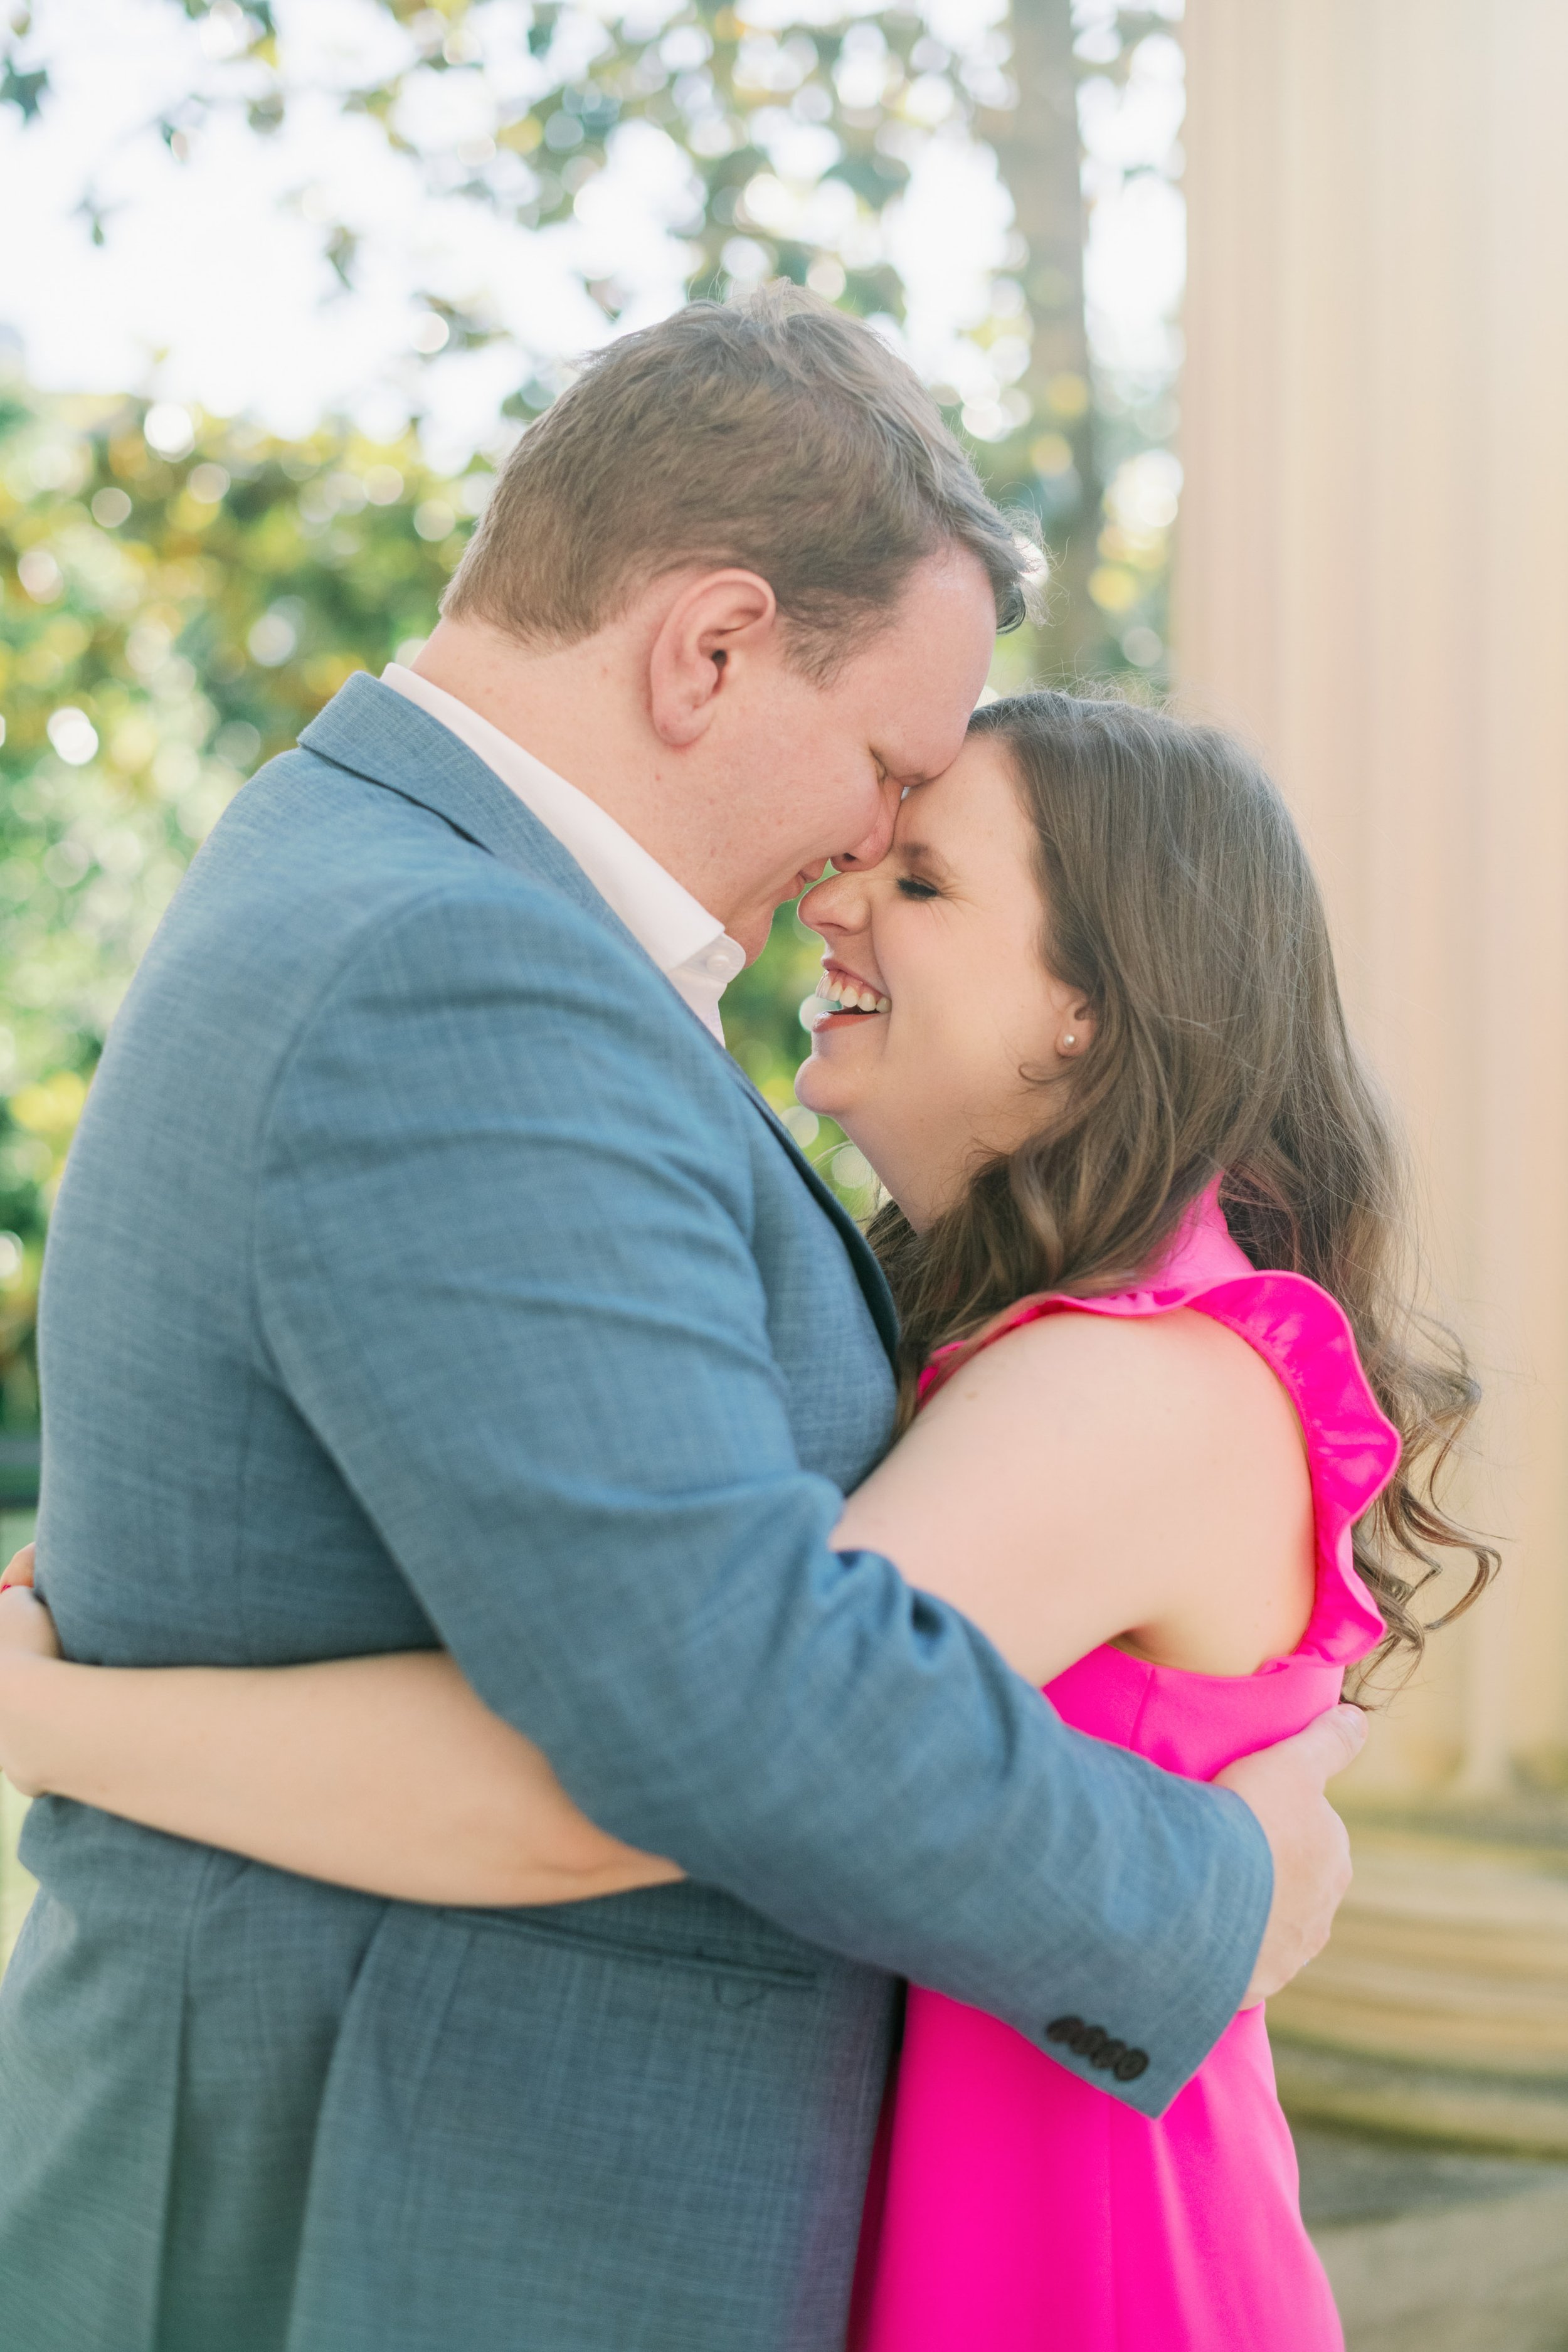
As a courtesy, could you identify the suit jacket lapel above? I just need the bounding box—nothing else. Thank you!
[719,1063,900,1365]
[299,674,902,1368]
[299,670,610,918]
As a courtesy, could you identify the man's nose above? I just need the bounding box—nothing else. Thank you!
[832,777,900,871]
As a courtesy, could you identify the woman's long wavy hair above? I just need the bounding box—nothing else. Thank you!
[867,691,1496,1675]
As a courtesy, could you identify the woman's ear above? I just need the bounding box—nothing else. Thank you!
[647,568,777,748]
[1054,990,1098,1057]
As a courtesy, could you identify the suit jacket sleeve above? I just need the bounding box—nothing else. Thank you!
[253,877,1273,2116]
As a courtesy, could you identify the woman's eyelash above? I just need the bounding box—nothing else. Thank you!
[896,876,940,901]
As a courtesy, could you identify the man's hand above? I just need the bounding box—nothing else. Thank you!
[1217,1703,1366,2004]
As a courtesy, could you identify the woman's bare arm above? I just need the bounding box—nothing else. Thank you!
[0,1571,679,1907]
[0,1310,1308,1905]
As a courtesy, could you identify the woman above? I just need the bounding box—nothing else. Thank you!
[0,691,1492,2346]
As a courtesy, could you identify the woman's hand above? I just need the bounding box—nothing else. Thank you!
[1,1540,37,1591]
[0,1581,63,1663]
[0,1547,64,1798]
[1,1544,61,1661]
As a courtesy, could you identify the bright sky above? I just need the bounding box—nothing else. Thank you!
[1,0,1184,465]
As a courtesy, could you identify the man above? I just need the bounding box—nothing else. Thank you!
[0,289,1359,2351]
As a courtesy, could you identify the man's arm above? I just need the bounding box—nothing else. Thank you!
[253,878,1276,2112]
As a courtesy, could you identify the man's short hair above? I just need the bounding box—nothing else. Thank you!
[445,285,1030,676]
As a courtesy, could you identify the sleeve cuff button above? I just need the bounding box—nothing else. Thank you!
[1042,2019,1148,2082]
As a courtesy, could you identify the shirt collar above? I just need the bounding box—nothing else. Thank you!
[380,664,743,1039]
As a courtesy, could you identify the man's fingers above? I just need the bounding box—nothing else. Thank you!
[0,1542,35,1592]
[1314,1702,1368,1778]
[1276,1703,1367,1786]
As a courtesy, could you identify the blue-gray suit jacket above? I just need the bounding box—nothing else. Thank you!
[0,675,1271,2351]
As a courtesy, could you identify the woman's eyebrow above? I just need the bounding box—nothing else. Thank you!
[895,839,948,873]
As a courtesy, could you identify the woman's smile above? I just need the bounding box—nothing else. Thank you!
[812,957,893,1028]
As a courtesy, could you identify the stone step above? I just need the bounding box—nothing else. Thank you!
[1298,2122,1568,2351]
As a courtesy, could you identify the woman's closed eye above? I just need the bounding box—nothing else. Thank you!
[896,876,941,901]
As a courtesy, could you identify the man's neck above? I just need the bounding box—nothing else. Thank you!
[412,615,727,908]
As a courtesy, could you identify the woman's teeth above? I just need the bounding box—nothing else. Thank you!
[820,974,892,1014]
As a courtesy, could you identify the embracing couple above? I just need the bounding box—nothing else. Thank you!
[0,289,1486,2351]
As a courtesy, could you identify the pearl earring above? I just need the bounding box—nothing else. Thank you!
[1062,1033,1077,1051]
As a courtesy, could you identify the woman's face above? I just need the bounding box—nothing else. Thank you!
[796,734,1095,1230]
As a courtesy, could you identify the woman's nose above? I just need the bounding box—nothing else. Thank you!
[798,867,868,941]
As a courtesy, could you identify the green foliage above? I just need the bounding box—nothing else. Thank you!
[1,1,1179,684]
[7,2,1004,326]
[0,383,482,1420]
[2,1,1184,682]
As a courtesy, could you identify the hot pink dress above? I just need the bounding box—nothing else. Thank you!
[849,1190,1399,2351]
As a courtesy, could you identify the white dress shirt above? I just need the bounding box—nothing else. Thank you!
[381,664,745,1042]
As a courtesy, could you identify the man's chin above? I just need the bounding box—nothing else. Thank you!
[739,869,834,960]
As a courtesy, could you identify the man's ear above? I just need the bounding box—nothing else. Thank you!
[647,568,778,748]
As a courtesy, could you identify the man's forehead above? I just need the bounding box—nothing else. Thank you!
[864,561,993,704]
[860,543,994,649]
[869,686,980,780]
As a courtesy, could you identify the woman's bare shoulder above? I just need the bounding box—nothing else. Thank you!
[922,1301,1306,1490]
[930,1299,1276,1406]
[840,1297,1315,1682]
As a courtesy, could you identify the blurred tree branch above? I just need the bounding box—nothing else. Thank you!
[0,0,1128,675]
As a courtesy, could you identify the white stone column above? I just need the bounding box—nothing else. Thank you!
[1177,0,1568,2143]
[1179,0,1568,1796]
